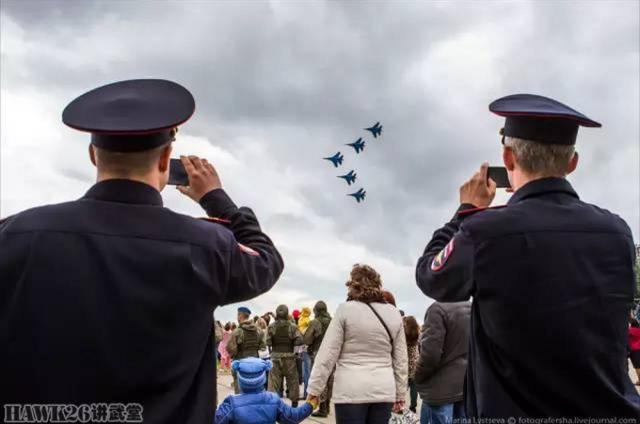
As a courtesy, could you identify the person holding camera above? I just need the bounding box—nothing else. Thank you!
[415,94,640,417]
[0,79,284,424]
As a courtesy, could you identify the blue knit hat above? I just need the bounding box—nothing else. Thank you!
[232,358,272,393]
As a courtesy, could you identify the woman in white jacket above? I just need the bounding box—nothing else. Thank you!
[307,264,408,424]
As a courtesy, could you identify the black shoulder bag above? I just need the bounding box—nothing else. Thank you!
[365,303,394,349]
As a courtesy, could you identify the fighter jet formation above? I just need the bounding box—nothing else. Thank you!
[322,121,383,203]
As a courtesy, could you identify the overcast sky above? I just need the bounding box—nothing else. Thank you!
[1,0,638,324]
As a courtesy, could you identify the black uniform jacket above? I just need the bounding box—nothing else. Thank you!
[416,177,640,418]
[0,179,284,424]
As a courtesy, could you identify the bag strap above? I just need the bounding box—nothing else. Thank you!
[365,303,394,349]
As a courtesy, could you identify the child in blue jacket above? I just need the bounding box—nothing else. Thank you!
[215,358,317,424]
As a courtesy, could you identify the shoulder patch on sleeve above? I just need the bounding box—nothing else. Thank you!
[430,237,455,271]
[238,243,260,257]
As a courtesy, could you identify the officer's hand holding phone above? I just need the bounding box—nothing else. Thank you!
[459,162,497,208]
[176,155,222,202]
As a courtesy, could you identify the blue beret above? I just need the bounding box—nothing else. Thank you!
[237,307,251,315]
[489,94,601,145]
[62,79,195,152]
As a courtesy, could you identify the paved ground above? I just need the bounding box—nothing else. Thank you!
[216,361,640,423]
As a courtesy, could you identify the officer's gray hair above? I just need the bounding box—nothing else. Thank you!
[504,137,575,176]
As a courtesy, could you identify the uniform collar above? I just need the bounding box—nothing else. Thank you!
[82,179,163,206]
[508,176,578,205]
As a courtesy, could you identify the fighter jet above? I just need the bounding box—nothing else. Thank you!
[323,151,344,168]
[346,137,366,154]
[337,170,357,185]
[364,122,383,138]
[347,188,366,203]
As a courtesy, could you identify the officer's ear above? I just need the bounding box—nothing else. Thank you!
[566,151,579,175]
[89,144,97,167]
[502,145,516,172]
[158,143,173,173]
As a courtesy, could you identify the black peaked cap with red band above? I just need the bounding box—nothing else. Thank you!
[62,79,195,152]
[489,94,601,145]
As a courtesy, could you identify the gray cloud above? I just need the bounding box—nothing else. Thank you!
[1,0,638,323]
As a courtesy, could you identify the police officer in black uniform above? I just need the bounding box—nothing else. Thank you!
[0,79,284,424]
[415,94,640,418]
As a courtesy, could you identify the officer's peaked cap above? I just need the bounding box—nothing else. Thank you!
[62,79,195,152]
[489,94,600,145]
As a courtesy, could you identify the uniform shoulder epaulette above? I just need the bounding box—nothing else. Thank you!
[198,216,231,225]
[458,205,507,217]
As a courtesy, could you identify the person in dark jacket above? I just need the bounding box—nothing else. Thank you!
[415,302,470,423]
[215,358,316,424]
[415,94,640,417]
[0,80,284,424]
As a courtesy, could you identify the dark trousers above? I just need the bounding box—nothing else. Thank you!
[334,403,393,424]
[408,379,418,410]
[296,354,303,384]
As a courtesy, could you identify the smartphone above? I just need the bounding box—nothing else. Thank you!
[168,158,189,186]
[487,166,511,189]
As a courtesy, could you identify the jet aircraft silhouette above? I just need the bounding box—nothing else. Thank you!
[346,137,366,153]
[337,170,357,185]
[347,188,366,203]
[364,122,383,138]
[323,151,344,167]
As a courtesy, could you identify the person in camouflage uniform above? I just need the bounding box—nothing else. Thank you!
[303,301,333,417]
[227,307,266,394]
[267,305,303,406]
